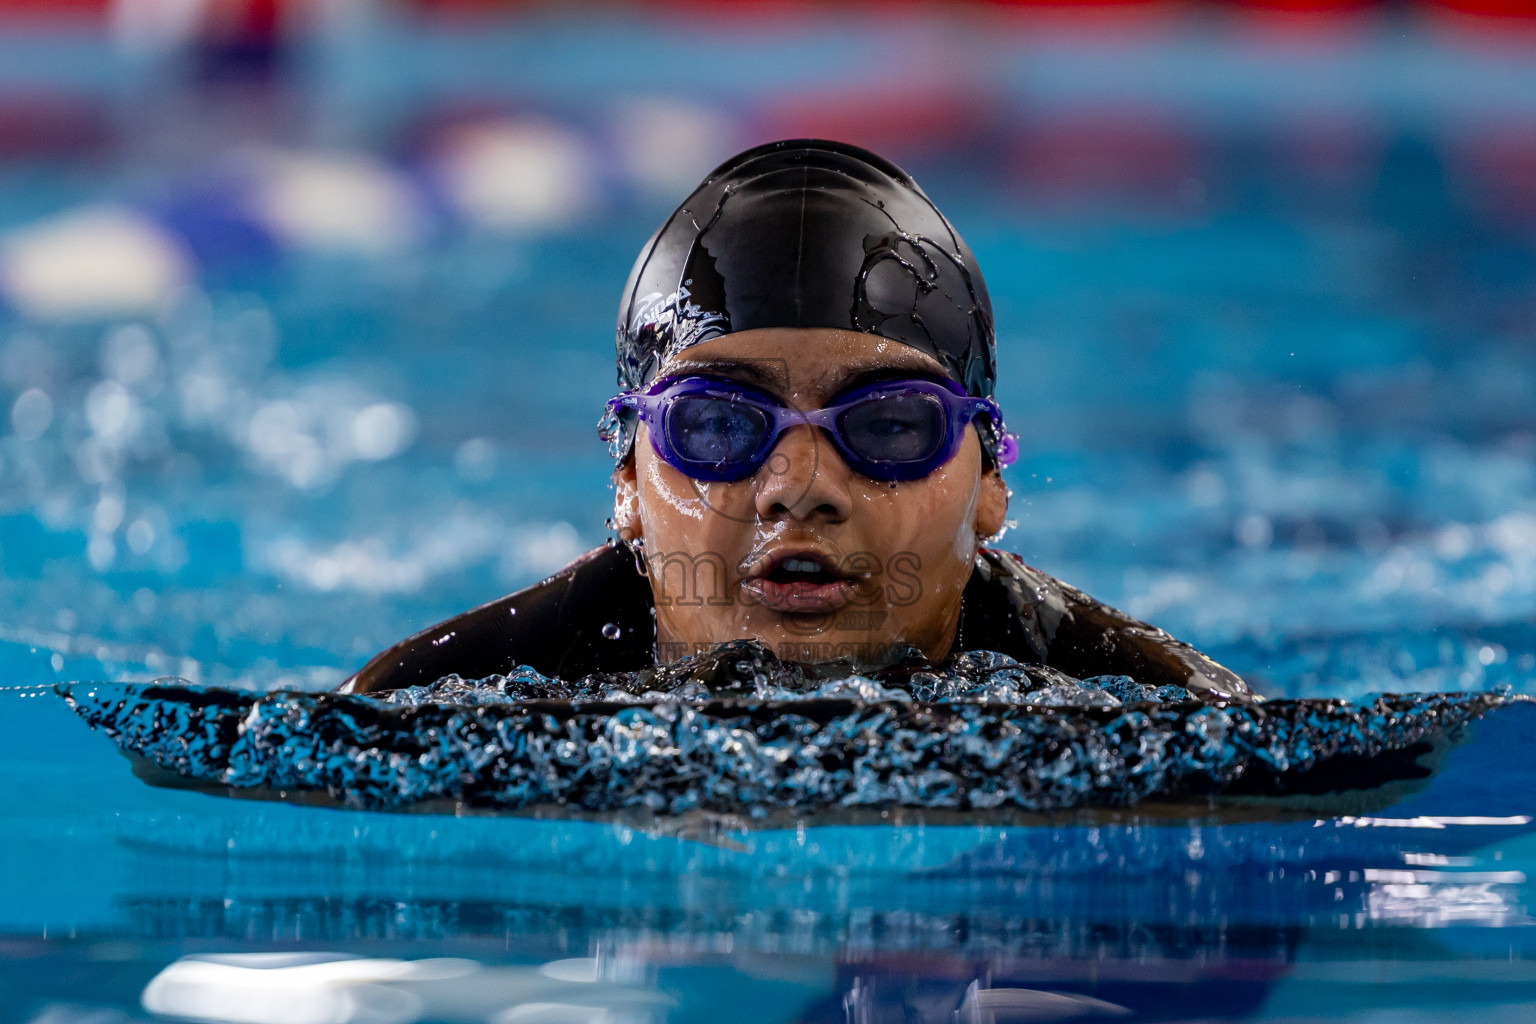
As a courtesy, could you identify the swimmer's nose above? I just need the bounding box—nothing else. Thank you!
[754,423,852,523]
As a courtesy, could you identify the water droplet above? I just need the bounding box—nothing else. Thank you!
[601,623,621,640]
[1492,682,1514,697]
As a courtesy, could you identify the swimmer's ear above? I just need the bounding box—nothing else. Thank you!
[974,464,1007,541]
[613,455,643,543]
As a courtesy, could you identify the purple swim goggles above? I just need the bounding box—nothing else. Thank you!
[606,375,1018,483]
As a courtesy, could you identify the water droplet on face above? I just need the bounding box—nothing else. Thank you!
[601,623,621,641]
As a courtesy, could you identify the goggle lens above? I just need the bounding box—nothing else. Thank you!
[666,396,769,467]
[837,392,947,466]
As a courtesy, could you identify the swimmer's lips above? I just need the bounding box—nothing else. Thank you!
[741,549,859,614]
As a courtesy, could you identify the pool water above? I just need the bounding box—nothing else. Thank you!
[1,8,1534,1021]
[5,683,1536,1022]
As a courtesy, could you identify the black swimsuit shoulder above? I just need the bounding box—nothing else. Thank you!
[342,544,1254,703]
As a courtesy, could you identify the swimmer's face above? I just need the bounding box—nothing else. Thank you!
[613,327,1008,667]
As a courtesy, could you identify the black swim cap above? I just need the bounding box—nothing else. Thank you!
[608,139,997,455]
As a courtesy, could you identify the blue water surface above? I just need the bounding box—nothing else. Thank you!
[0,8,1533,1022]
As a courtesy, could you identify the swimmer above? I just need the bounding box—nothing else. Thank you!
[344,139,1252,703]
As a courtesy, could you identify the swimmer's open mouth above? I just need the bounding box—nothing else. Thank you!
[765,556,841,586]
[742,550,857,613]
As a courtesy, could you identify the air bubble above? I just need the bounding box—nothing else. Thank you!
[601,623,621,640]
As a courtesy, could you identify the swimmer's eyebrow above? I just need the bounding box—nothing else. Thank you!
[664,358,785,391]
[823,362,950,399]
[666,354,948,399]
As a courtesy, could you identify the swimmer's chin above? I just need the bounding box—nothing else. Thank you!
[736,622,927,673]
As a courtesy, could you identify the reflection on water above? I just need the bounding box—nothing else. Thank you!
[140,953,669,1024]
[19,933,1536,1024]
